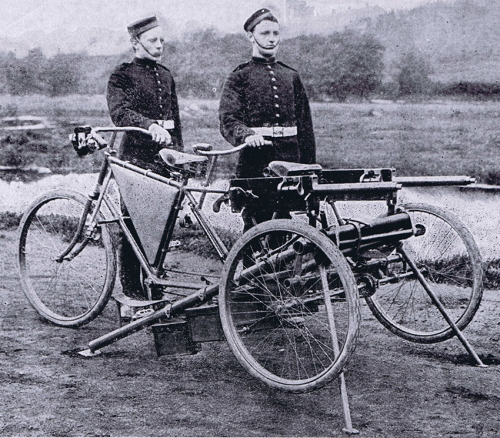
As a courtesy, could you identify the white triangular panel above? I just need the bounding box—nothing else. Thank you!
[111,164,179,264]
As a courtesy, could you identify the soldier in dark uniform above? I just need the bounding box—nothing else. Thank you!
[107,16,183,171]
[106,16,183,303]
[219,8,316,230]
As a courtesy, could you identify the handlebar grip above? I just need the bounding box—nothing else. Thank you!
[92,132,108,149]
[192,143,213,154]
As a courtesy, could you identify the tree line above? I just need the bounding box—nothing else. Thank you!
[0,29,498,100]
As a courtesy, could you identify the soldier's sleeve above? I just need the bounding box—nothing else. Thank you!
[219,70,255,146]
[106,67,156,130]
[170,77,184,151]
[294,74,316,164]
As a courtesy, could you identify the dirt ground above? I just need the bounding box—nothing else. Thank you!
[1,228,500,437]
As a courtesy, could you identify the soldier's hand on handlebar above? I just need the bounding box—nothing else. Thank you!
[245,134,268,147]
[149,123,172,145]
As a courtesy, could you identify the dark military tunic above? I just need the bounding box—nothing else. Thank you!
[219,56,316,178]
[107,57,183,300]
[107,57,183,171]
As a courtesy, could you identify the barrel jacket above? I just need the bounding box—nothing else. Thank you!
[219,56,316,178]
[107,57,183,170]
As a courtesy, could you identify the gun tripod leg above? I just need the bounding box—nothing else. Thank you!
[320,266,359,435]
[399,245,487,368]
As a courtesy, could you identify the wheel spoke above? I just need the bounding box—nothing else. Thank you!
[18,192,115,327]
[366,203,482,343]
[220,220,360,393]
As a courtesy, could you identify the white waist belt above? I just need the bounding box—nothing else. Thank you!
[250,126,297,137]
[157,120,175,129]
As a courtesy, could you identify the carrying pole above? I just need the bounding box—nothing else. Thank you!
[79,284,219,355]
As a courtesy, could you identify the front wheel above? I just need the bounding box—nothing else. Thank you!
[17,190,116,327]
[219,220,360,393]
[365,203,483,343]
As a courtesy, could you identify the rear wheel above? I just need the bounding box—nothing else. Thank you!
[365,203,483,343]
[219,220,360,393]
[17,190,116,327]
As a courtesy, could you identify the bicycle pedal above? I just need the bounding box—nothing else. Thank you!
[169,240,181,250]
[284,316,305,327]
[132,307,155,321]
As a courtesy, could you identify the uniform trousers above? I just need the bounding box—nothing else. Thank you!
[118,158,170,300]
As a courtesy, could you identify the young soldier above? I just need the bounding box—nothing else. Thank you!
[107,16,183,170]
[219,8,316,230]
[107,16,183,303]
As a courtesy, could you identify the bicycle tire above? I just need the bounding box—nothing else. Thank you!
[365,202,483,343]
[219,219,360,393]
[17,189,116,327]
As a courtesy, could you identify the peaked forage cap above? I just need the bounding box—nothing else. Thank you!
[127,16,159,37]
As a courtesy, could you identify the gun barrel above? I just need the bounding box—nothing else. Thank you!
[393,176,475,187]
[324,212,414,255]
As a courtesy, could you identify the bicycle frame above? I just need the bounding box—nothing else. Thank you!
[66,133,231,299]
[64,128,242,353]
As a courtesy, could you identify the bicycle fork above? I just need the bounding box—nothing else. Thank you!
[55,158,114,262]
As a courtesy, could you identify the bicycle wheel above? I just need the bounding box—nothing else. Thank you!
[365,203,483,343]
[18,190,116,327]
[219,220,360,393]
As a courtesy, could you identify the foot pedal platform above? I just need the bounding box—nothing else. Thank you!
[77,348,102,358]
[152,320,200,356]
[112,291,167,308]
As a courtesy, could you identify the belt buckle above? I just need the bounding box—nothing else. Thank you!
[273,126,284,137]
[159,120,175,130]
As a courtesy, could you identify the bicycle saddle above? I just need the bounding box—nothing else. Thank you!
[268,161,323,177]
[159,148,208,166]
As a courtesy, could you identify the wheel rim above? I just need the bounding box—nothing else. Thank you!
[220,221,359,391]
[366,204,482,342]
[19,195,113,324]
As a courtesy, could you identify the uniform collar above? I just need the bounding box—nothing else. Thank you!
[251,56,276,65]
[133,57,158,67]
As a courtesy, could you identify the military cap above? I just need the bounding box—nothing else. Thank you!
[244,8,278,32]
[127,16,159,37]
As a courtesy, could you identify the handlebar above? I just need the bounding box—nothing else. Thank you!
[93,127,266,156]
[71,126,168,156]
[94,126,151,135]
[72,125,272,159]
[193,140,272,157]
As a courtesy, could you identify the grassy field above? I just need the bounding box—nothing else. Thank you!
[0,95,499,182]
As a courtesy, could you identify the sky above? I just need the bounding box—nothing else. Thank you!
[0,0,455,38]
